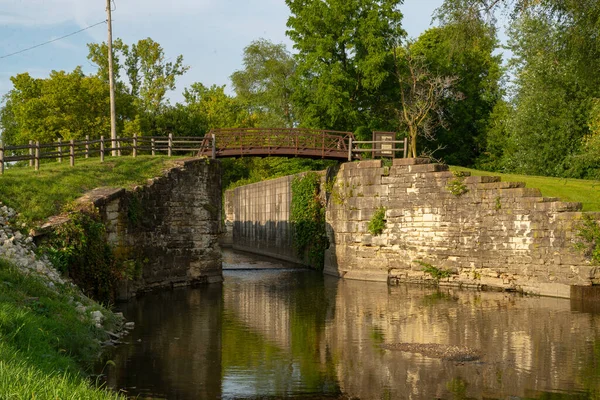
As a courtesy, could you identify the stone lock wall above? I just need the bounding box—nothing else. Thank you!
[325,158,600,298]
[228,175,301,264]
[79,158,223,299]
[227,158,599,298]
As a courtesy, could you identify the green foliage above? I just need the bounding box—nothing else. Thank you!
[495,196,502,211]
[183,82,256,130]
[416,260,454,280]
[574,215,600,265]
[286,0,405,130]
[0,68,134,145]
[446,171,469,196]
[222,157,338,191]
[290,172,328,269]
[368,207,387,236]
[0,259,122,399]
[392,43,459,158]
[231,39,296,128]
[566,99,600,180]
[410,18,503,166]
[43,208,119,303]
[499,3,600,177]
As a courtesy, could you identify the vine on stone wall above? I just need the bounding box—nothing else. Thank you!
[575,215,600,265]
[43,207,121,303]
[291,172,328,270]
[368,207,387,235]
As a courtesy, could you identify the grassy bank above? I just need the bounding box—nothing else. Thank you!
[451,166,600,212]
[0,258,122,399]
[0,156,184,223]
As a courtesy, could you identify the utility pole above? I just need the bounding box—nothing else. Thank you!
[106,0,117,156]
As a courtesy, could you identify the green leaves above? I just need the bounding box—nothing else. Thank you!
[285,0,405,130]
[231,39,296,128]
[290,172,328,269]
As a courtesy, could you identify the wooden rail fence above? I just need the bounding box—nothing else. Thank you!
[0,134,212,175]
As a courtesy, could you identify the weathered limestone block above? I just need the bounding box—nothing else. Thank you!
[89,158,223,299]
[323,161,600,298]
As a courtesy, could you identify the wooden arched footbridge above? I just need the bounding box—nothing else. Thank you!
[197,128,354,160]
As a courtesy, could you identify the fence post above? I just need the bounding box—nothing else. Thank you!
[70,139,75,167]
[85,135,90,159]
[100,136,105,163]
[403,137,408,159]
[29,140,33,167]
[211,133,216,160]
[168,133,173,157]
[34,141,40,171]
[348,138,353,161]
[151,138,156,156]
[57,138,62,163]
[0,146,4,175]
[117,137,122,157]
[133,134,137,158]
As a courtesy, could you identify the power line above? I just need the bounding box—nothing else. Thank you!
[0,20,107,60]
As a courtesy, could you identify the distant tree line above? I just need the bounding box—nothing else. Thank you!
[1,0,599,180]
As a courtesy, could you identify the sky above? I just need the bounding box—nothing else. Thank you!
[0,0,444,104]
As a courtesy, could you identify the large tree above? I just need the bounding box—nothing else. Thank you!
[0,68,134,144]
[500,2,600,176]
[409,17,502,165]
[285,0,405,131]
[392,44,458,158]
[231,39,296,128]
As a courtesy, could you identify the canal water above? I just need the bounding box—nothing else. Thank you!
[101,249,600,399]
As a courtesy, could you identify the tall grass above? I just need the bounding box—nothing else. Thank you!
[0,259,123,399]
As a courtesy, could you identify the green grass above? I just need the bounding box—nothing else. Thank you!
[451,166,600,212]
[0,156,185,223]
[0,258,122,399]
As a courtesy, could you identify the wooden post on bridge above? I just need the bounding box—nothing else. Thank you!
[0,146,4,175]
[168,133,173,157]
[403,137,408,158]
[133,134,138,158]
[100,136,105,163]
[151,138,156,156]
[34,141,40,171]
[348,137,353,161]
[211,133,216,159]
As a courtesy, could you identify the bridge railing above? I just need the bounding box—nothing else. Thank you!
[198,128,354,159]
[348,136,408,160]
[0,134,211,175]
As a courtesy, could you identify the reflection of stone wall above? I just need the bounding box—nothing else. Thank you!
[81,158,223,299]
[105,285,223,399]
[325,278,600,399]
[325,158,600,298]
[223,274,291,350]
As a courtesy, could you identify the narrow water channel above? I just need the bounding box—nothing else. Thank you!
[101,249,600,399]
